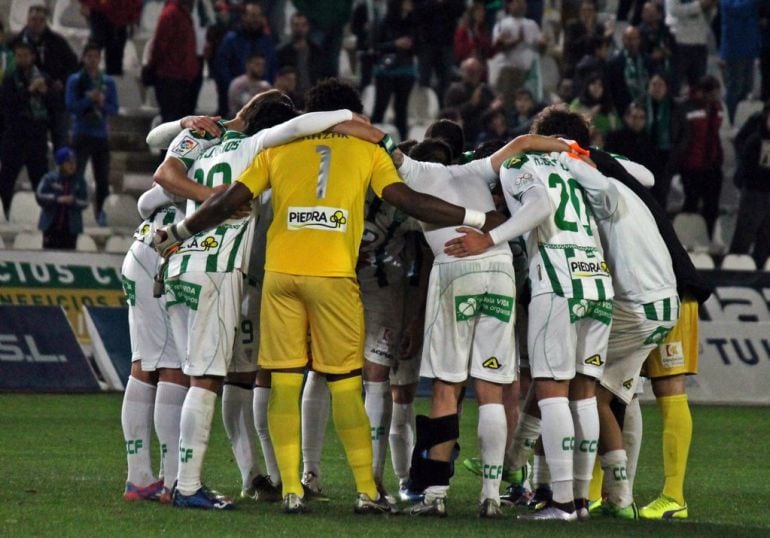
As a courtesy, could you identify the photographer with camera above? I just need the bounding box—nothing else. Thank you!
[65,42,118,225]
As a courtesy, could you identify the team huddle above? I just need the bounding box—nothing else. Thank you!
[119,78,710,521]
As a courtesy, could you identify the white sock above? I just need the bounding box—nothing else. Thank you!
[600,449,632,507]
[254,386,280,483]
[301,371,330,477]
[570,397,599,500]
[364,380,392,483]
[154,381,187,489]
[478,403,507,502]
[176,386,217,495]
[532,453,551,488]
[389,402,415,483]
[122,376,157,486]
[622,396,643,491]
[538,397,574,504]
[504,412,541,472]
[222,384,259,489]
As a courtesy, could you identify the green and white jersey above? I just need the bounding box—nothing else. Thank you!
[166,128,266,278]
[500,152,613,301]
[132,205,182,247]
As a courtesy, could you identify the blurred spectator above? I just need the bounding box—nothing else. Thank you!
[563,0,612,79]
[8,4,78,150]
[673,75,724,236]
[371,0,416,141]
[644,72,683,209]
[191,0,216,113]
[292,0,354,78]
[443,57,495,144]
[638,1,675,84]
[36,147,88,250]
[0,42,54,216]
[215,1,278,117]
[351,0,386,89]
[605,100,659,173]
[228,52,272,117]
[569,74,621,145]
[665,0,716,92]
[147,0,200,122]
[453,0,493,65]
[66,42,118,224]
[730,102,770,266]
[412,0,465,106]
[206,1,239,116]
[476,108,511,145]
[277,12,323,104]
[273,65,301,107]
[0,20,15,81]
[617,0,644,25]
[760,1,770,100]
[719,0,761,124]
[79,0,142,76]
[573,34,611,98]
[509,87,545,135]
[607,25,649,118]
[490,0,546,107]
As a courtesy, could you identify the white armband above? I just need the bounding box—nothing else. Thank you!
[463,209,486,229]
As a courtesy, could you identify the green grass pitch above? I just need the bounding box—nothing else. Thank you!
[1,394,768,537]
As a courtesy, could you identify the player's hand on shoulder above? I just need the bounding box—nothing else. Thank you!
[181,115,223,138]
[444,226,493,257]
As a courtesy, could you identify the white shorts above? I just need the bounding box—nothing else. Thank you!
[121,242,182,371]
[601,297,679,403]
[360,275,405,369]
[165,271,243,377]
[420,254,517,384]
[230,278,261,374]
[528,293,612,381]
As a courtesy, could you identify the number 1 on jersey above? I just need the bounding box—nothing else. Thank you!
[315,145,331,199]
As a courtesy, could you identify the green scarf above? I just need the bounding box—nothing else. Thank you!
[623,50,648,101]
[14,66,47,121]
[645,96,671,150]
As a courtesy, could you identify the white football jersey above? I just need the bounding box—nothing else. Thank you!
[500,152,613,301]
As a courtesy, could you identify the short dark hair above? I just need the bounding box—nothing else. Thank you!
[246,51,266,62]
[530,105,591,148]
[305,78,364,114]
[696,74,720,93]
[474,139,506,159]
[409,138,453,165]
[239,89,297,135]
[425,119,464,162]
[82,41,102,56]
[277,65,297,77]
[397,139,418,155]
[12,41,35,55]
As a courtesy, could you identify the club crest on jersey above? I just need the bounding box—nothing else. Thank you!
[482,357,502,369]
[287,206,348,232]
[178,234,221,254]
[170,136,199,157]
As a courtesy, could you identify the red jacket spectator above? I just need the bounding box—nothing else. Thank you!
[453,0,493,64]
[149,0,199,83]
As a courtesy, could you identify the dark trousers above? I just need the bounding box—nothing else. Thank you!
[0,133,48,216]
[681,167,723,237]
[729,189,770,268]
[674,43,708,90]
[760,47,770,101]
[89,10,128,76]
[43,229,77,250]
[155,78,197,123]
[74,134,110,217]
[49,108,70,150]
[372,75,414,141]
[417,45,454,107]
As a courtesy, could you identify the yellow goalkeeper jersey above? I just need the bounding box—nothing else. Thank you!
[237,133,402,277]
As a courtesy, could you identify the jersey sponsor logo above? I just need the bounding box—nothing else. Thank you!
[170,136,199,157]
[584,354,603,366]
[455,293,513,322]
[287,206,348,232]
[165,279,202,310]
[658,341,685,369]
[178,234,221,254]
[565,248,610,280]
[482,356,502,369]
[568,298,613,325]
